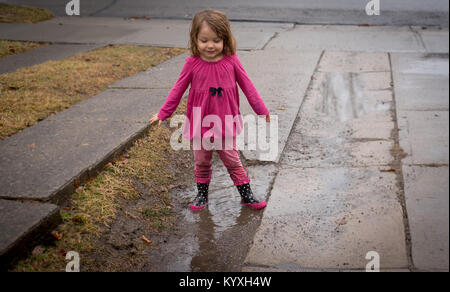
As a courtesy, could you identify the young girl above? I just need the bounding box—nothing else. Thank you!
[149,9,270,211]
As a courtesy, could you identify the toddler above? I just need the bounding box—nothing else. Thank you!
[150,9,270,211]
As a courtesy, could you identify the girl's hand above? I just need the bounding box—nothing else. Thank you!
[266,114,270,123]
[149,113,162,126]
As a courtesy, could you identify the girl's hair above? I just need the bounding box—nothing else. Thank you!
[189,9,236,57]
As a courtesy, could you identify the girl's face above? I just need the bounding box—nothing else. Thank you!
[196,22,224,61]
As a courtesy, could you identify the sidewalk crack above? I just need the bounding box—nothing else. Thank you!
[409,26,427,52]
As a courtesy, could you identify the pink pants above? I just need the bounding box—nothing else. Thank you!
[193,137,250,186]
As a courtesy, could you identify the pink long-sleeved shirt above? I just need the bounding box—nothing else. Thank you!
[157,53,270,140]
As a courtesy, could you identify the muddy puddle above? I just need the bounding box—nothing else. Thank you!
[141,152,271,272]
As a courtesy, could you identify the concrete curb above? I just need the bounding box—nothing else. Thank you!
[0,200,61,271]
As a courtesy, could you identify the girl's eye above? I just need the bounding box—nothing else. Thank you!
[214,40,221,43]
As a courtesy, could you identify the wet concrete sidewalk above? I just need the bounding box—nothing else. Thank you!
[244,34,449,271]
[244,51,410,271]
[0,16,449,271]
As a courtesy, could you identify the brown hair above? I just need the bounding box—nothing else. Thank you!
[189,9,236,57]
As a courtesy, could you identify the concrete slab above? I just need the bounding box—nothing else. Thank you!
[349,109,395,140]
[358,72,392,90]
[0,43,103,74]
[403,166,449,271]
[267,25,425,52]
[318,51,390,73]
[0,88,172,203]
[412,26,450,53]
[244,166,408,270]
[235,48,322,162]
[280,68,395,168]
[391,53,449,111]
[301,71,394,121]
[391,53,449,75]
[282,132,394,168]
[0,200,61,270]
[110,52,188,89]
[110,19,189,48]
[43,88,169,123]
[393,74,449,111]
[398,110,449,165]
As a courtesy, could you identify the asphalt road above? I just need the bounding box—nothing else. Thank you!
[3,0,449,26]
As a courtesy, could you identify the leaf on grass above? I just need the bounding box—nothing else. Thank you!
[141,235,152,245]
[51,230,62,240]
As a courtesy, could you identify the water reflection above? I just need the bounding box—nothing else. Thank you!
[145,154,274,272]
[188,187,263,272]
[317,72,391,122]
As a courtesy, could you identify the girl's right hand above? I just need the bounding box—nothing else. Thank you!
[149,113,162,126]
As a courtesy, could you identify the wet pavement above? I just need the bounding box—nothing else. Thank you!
[244,51,410,271]
[143,153,278,272]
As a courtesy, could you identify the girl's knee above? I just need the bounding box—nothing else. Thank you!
[194,151,212,166]
[195,162,212,171]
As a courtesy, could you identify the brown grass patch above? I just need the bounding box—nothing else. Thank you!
[0,3,53,23]
[0,40,49,59]
[0,45,185,139]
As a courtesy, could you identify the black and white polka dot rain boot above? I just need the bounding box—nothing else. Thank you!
[190,182,209,210]
[236,183,267,210]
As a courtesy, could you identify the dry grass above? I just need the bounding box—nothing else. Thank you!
[0,45,185,139]
[0,3,53,23]
[0,40,49,59]
[11,99,190,272]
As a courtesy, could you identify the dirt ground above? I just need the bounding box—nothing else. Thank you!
[80,144,195,272]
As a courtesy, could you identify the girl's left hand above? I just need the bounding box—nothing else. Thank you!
[266,114,270,122]
[149,113,162,126]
